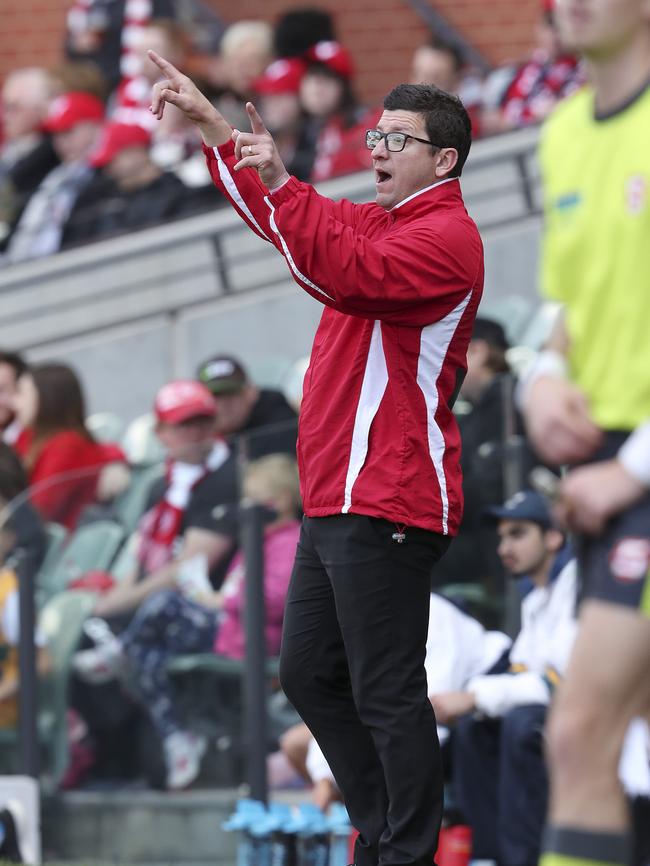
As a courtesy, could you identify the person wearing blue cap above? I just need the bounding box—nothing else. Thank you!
[429,489,576,866]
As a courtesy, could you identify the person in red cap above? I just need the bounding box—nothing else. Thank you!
[91,379,239,621]
[3,91,105,263]
[61,119,203,248]
[297,40,367,182]
[253,58,312,180]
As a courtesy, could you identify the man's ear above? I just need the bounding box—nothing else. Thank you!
[435,147,459,178]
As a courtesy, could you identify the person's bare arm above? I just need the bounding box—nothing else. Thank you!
[94,527,233,618]
[521,311,603,465]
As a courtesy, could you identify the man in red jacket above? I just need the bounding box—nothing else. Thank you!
[149,52,483,866]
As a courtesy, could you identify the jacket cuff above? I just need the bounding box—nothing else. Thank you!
[202,140,235,162]
[618,421,650,487]
[269,176,302,204]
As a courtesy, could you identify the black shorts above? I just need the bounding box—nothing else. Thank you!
[577,433,650,616]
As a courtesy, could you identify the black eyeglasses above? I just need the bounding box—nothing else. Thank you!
[365,129,438,153]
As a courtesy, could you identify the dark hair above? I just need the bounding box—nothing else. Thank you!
[0,351,28,381]
[274,8,336,57]
[383,83,472,177]
[0,442,28,503]
[426,36,465,75]
[28,363,93,461]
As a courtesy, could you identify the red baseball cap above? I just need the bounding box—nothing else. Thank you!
[43,92,105,134]
[253,58,307,95]
[154,380,217,425]
[305,41,354,80]
[89,122,151,168]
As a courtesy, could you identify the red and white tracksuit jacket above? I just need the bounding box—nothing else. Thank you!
[204,141,484,535]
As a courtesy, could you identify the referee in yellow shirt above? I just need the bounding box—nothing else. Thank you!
[519,1,650,865]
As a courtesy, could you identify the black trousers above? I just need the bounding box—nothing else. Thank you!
[452,705,548,866]
[279,514,450,866]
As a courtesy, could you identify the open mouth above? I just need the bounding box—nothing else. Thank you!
[375,169,391,185]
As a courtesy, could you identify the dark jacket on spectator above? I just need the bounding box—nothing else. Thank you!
[61,170,204,248]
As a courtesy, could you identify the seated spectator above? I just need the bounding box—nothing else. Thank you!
[197,355,297,460]
[277,592,511,811]
[0,351,28,448]
[3,91,105,264]
[0,442,47,577]
[253,58,312,181]
[0,444,50,733]
[65,380,238,786]
[91,380,239,620]
[74,453,301,790]
[298,41,368,183]
[65,0,177,93]
[435,318,537,595]
[431,490,575,866]
[481,0,583,135]
[12,363,127,530]
[112,18,186,133]
[213,20,273,131]
[0,68,59,251]
[410,36,482,137]
[62,121,210,248]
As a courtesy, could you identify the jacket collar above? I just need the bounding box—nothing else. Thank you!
[390,176,462,219]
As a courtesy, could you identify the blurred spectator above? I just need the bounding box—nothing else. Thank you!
[273,7,336,58]
[277,592,511,810]
[197,355,297,460]
[0,444,50,732]
[434,318,537,594]
[431,491,575,866]
[65,0,176,92]
[214,20,273,131]
[298,40,367,183]
[410,37,465,95]
[0,351,28,448]
[253,58,313,181]
[410,36,482,137]
[3,92,104,264]
[66,380,238,786]
[112,18,185,133]
[92,380,238,620]
[0,443,47,579]
[12,363,127,530]
[481,0,583,135]
[62,121,211,248]
[75,453,300,789]
[0,68,59,251]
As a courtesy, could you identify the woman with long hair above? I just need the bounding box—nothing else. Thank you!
[13,363,126,529]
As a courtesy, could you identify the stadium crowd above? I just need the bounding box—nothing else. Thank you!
[1,1,583,265]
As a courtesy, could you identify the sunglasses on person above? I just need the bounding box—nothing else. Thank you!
[365,129,438,152]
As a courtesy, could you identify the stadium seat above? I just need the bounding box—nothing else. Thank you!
[112,462,163,533]
[0,591,96,787]
[86,412,125,444]
[109,530,140,583]
[121,413,166,466]
[38,523,68,580]
[37,520,125,605]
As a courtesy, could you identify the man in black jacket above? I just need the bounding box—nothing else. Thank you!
[197,355,297,460]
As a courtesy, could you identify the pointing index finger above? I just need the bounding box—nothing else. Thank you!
[147,49,182,80]
[246,101,268,135]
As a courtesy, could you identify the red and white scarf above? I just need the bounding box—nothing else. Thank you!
[137,441,229,574]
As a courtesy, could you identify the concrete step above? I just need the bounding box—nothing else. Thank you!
[42,787,241,865]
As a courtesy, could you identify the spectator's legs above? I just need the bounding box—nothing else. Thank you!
[498,704,548,866]
[280,515,447,866]
[122,590,218,738]
[451,714,500,859]
[541,600,650,866]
